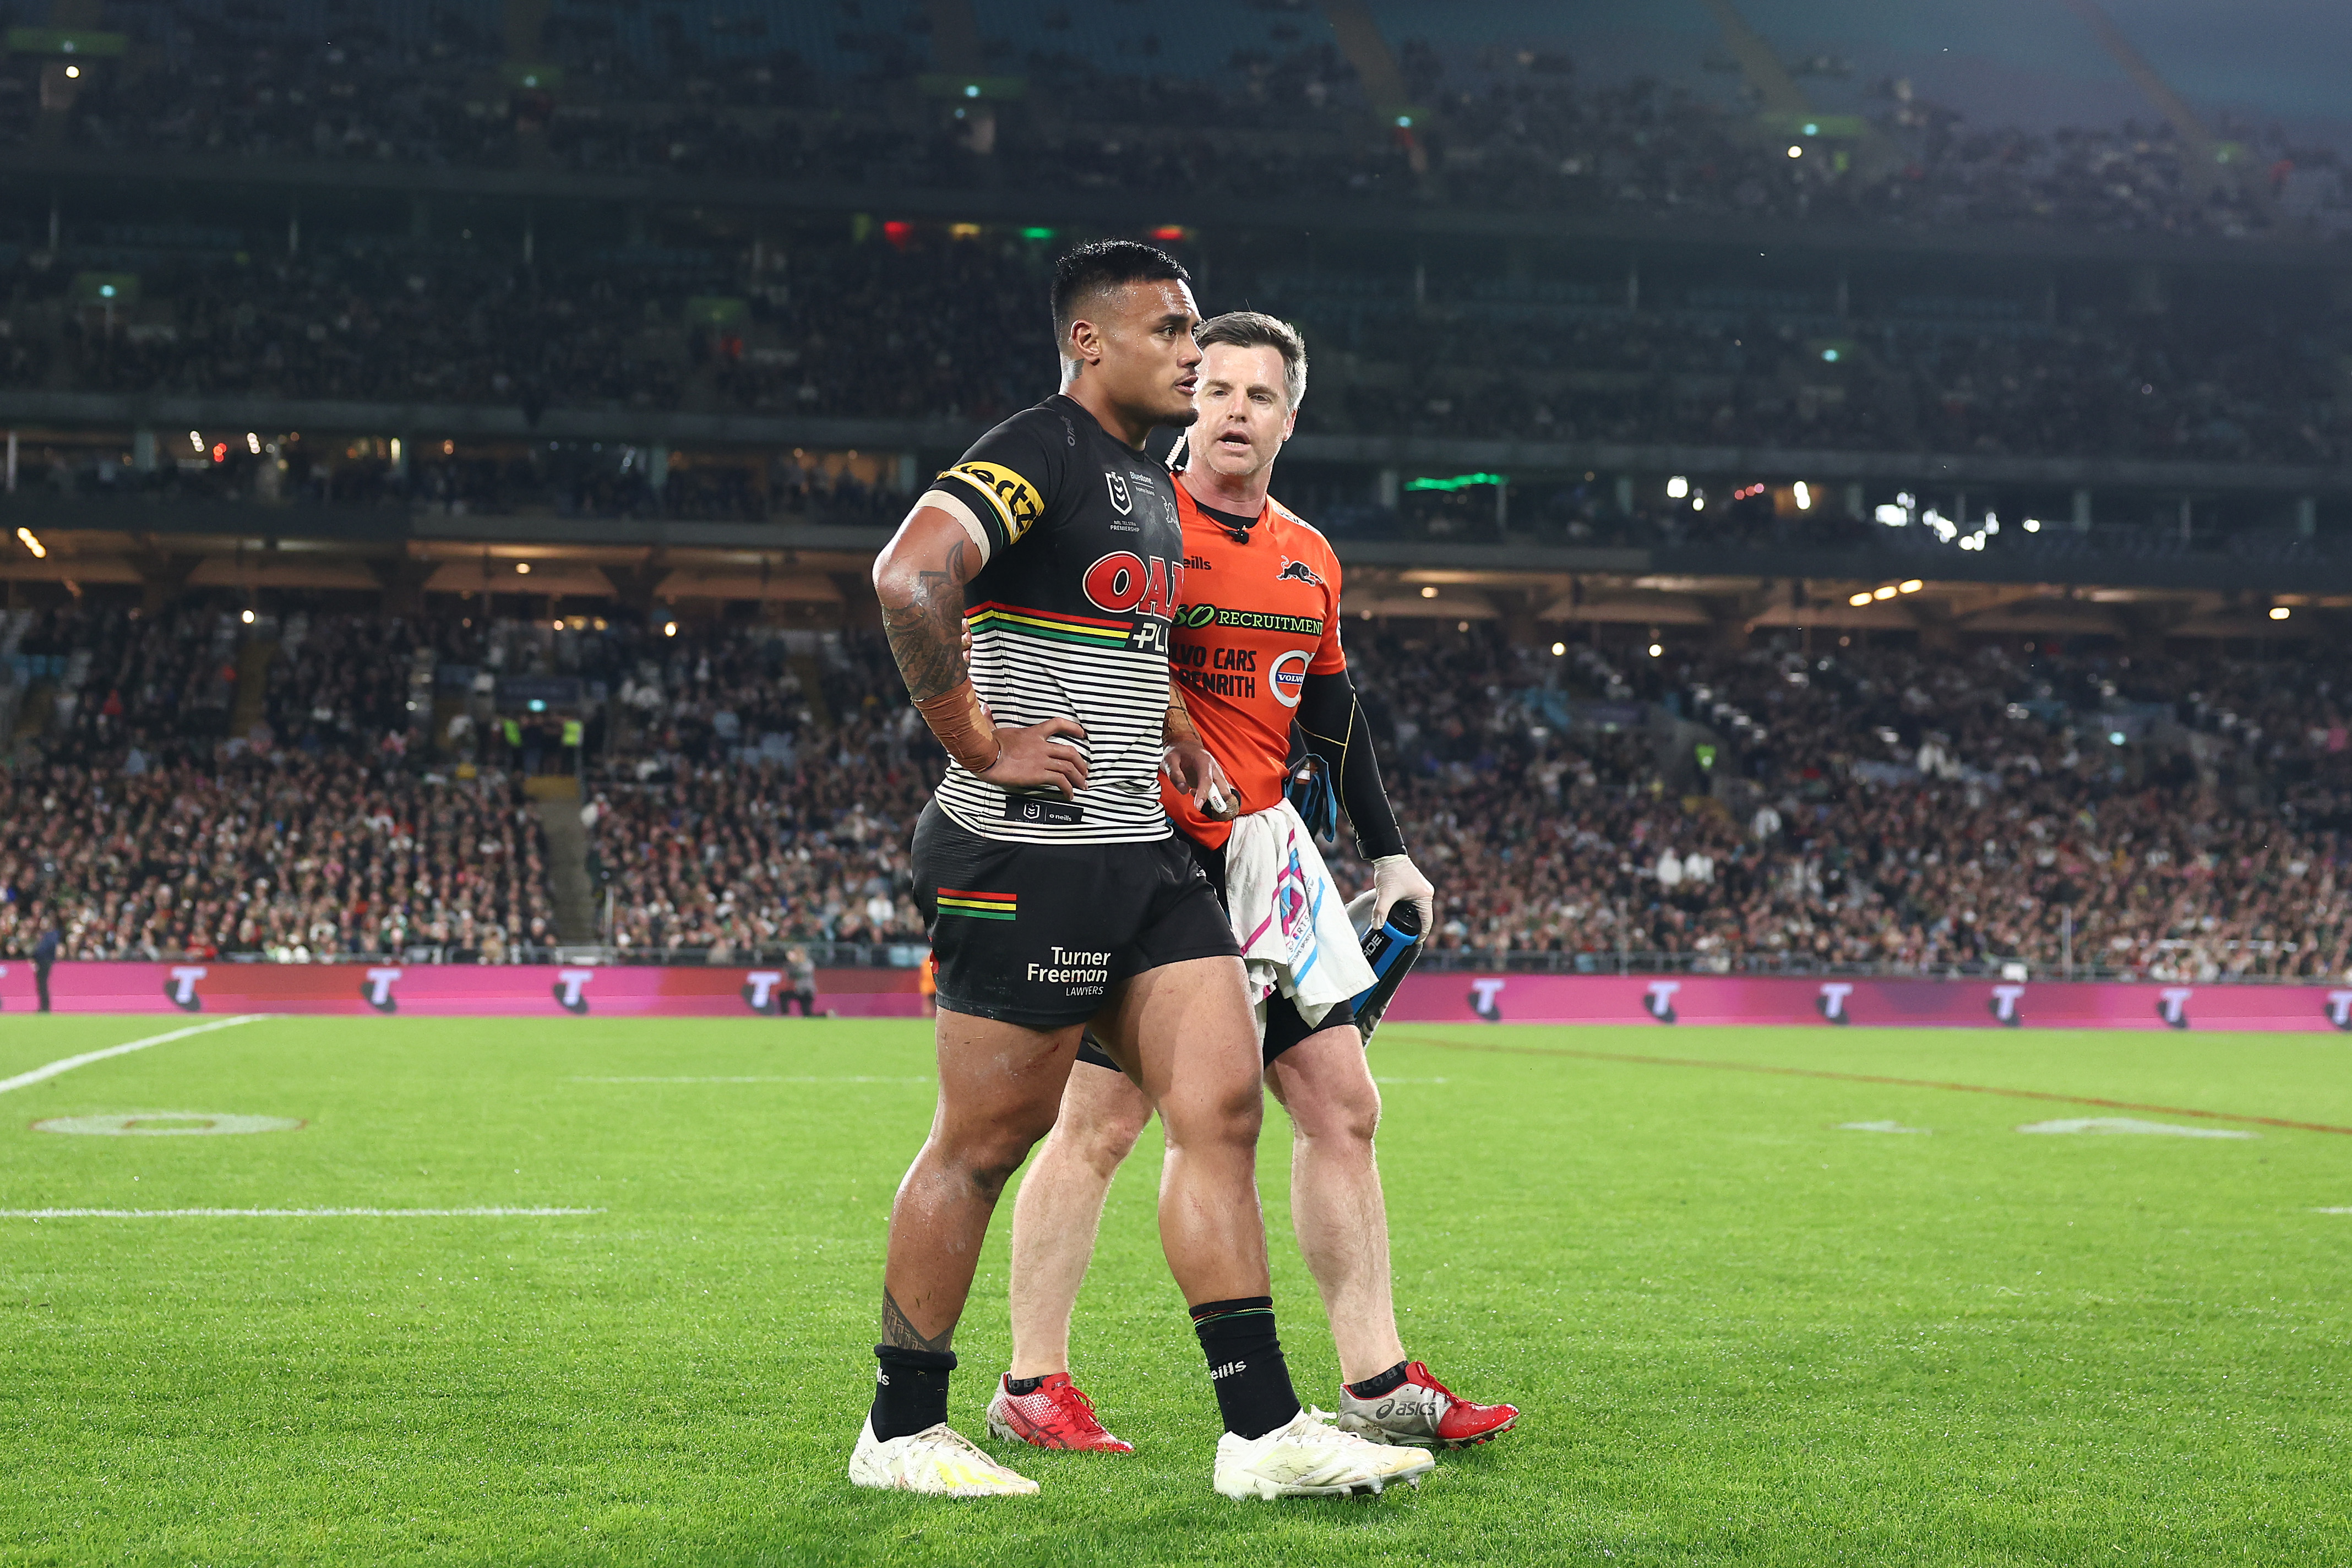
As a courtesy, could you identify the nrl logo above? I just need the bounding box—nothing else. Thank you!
[1104,470,1133,515]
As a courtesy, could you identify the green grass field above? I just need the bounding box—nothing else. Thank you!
[3,1014,2350,1566]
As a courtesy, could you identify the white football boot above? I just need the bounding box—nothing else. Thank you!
[848,1417,1040,1496]
[1212,1407,1437,1499]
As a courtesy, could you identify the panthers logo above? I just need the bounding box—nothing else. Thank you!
[1276,558,1325,586]
[943,461,1044,543]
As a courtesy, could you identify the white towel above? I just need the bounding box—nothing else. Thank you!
[1220,798,1378,1041]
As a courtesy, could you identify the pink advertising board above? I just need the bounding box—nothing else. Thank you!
[3,962,2350,1033]
[0,961,924,1018]
[1380,971,2352,1033]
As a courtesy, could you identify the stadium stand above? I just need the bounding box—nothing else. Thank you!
[1,0,2348,990]
[4,599,2348,984]
[1,230,2343,476]
[10,17,2346,239]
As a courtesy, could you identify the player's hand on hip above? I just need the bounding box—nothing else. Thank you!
[1162,739,1239,820]
[1371,853,1435,935]
[982,716,1089,799]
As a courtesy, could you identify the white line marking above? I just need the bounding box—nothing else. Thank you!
[2315,1207,2352,1214]
[33,1111,301,1136]
[2017,1117,2257,1139]
[0,1207,605,1218]
[567,1076,933,1084]
[0,1015,266,1097]
[1841,1120,1932,1134]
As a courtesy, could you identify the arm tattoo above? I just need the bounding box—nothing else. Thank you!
[881,1286,954,1353]
[880,536,975,704]
[1163,676,1202,746]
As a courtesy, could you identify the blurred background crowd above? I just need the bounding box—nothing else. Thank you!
[5,601,2346,984]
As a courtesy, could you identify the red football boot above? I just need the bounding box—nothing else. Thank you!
[984,1373,1135,1453]
[1334,1361,1519,1449]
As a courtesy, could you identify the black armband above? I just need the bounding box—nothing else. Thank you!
[1296,668,1404,861]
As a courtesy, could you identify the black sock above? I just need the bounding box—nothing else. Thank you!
[1345,1360,1411,1400]
[870,1344,955,1442]
[1004,1374,1047,1397]
[1189,1297,1301,1440]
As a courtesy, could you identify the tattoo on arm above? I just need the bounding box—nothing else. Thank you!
[880,535,976,704]
[1163,676,1202,747]
[881,1286,954,1353]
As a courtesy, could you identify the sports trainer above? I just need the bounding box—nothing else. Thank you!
[855,244,1431,1501]
[989,312,1520,1454]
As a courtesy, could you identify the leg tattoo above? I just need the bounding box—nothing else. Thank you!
[882,1286,954,1353]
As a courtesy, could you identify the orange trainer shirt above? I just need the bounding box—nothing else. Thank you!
[1162,480,1348,849]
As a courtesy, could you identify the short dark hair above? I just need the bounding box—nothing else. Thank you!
[1051,240,1190,350]
[1195,310,1308,407]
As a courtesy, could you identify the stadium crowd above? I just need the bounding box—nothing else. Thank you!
[0,746,552,964]
[1353,631,2352,981]
[5,228,2346,482]
[10,22,2345,242]
[3,597,2350,982]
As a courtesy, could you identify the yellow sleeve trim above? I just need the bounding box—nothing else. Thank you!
[938,461,1046,547]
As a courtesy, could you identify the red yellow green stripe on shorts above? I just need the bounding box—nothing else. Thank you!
[938,888,1017,922]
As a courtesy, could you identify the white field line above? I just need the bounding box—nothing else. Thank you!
[0,1207,605,1218]
[2316,1207,2352,1214]
[0,1015,267,1097]
[568,1075,932,1084]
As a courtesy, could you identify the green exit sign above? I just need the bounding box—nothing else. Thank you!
[6,28,127,56]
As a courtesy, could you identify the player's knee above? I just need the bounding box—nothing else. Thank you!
[1082,1104,1149,1172]
[960,1134,1039,1200]
[1292,1081,1381,1148]
[1202,1075,1266,1147]
[944,1109,1058,1199]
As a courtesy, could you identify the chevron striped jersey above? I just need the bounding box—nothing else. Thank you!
[914,395,1186,845]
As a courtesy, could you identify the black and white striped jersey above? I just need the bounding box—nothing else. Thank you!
[917,394,1185,845]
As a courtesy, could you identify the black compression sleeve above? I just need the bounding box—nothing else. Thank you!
[1297,668,1405,860]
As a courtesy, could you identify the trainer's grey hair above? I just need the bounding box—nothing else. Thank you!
[1194,311,1308,409]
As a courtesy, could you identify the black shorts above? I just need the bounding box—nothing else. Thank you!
[1076,831,1358,1072]
[911,801,1239,1030]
